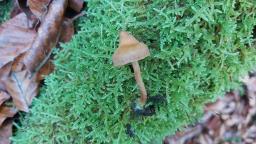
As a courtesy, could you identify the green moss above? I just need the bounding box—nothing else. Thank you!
[12,0,256,143]
[0,1,11,23]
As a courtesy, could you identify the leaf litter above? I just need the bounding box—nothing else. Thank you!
[0,0,255,143]
[0,0,84,143]
[164,73,256,144]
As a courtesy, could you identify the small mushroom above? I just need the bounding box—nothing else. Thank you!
[112,31,150,106]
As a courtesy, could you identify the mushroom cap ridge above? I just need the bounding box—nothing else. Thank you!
[112,31,150,66]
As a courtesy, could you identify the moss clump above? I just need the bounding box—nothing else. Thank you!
[13,0,256,143]
[0,1,11,23]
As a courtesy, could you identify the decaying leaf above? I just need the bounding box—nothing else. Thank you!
[0,106,17,126]
[22,0,68,73]
[0,92,10,106]
[0,119,12,144]
[0,13,36,69]
[165,76,256,144]
[0,0,84,141]
[28,0,51,18]
[36,60,54,81]
[4,70,38,112]
[69,0,84,12]
[0,63,12,90]
[60,19,75,42]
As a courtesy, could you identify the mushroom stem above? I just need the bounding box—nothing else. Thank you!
[132,61,147,105]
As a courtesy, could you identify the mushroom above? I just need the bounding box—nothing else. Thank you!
[112,31,150,106]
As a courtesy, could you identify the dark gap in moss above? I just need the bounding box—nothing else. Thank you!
[234,0,240,11]
[148,95,166,104]
[12,112,26,134]
[131,95,166,117]
[252,25,256,39]
[249,71,256,78]
[117,95,123,104]
[215,24,221,35]
[65,1,87,19]
[64,8,80,19]
[201,126,208,134]
[125,124,135,137]
[128,65,134,73]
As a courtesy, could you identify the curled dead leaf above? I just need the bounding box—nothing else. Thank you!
[0,119,12,144]
[0,106,17,126]
[0,13,36,69]
[4,70,38,112]
[0,63,12,90]
[28,0,51,18]
[0,92,10,106]
[22,0,68,73]
[0,0,83,141]
[69,0,84,12]
[37,60,54,81]
[60,19,75,43]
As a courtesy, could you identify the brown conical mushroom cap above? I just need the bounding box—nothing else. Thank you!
[112,31,150,66]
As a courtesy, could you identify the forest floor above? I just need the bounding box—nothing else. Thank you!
[1,1,256,144]
[165,72,256,143]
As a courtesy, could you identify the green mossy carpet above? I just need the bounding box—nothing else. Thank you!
[11,0,256,143]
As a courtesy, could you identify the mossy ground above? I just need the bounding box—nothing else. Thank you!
[0,1,11,24]
[10,0,256,143]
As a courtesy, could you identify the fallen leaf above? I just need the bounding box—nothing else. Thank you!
[0,0,83,141]
[0,13,36,69]
[0,92,10,106]
[28,0,51,18]
[22,0,68,73]
[4,70,38,112]
[60,19,75,43]
[17,0,34,18]
[0,119,12,144]
[0,106,17,126]
[36,60,54,81]
[16,0,40,29]
[199,134,213,144]
[69,0,84,12]
[165,77,256,143]
[206,115,221,137]
[0,63,12,90]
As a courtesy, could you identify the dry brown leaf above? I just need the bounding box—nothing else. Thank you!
[205,99,226,113]
[4,70,38,112]
[0,106,17,126]
[0,92,10,106]
[0,0,83,141]
[36,60,54,81]
[69,0,84,12]
[0,63,12,91]
[22,0,68,74]
[206,116,221,136]
[28,0,51,18]
[17,0,35,19]
[16,0,40,29]
[199,134,213,144]
[0,13,36,69]
[0,119,12,144]
[60,19,75,43]
[243,125,256,143]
